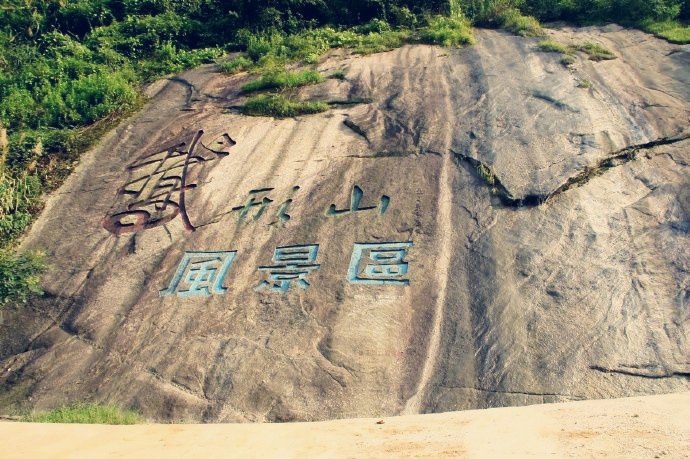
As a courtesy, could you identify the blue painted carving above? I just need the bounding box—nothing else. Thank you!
[160,251,237,298]
[326,185,390,217]
[347,242,413,285]
[256,244,320,292]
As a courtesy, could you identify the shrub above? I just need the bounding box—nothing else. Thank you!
[139,44,222,80]
[419,15,475,46]
[25,403,142,424]
[390,5,418,29]
[0,248,46,306]
[0,172,42,242]
[461,0,521,24]
[353,30,411,54]
[499,8,544,37]
[219,56,253,74]
[0,90,39,131]
[241,69,324,93]
[240,94,328,117]
[45,70,140,126]
[354,18,393,34]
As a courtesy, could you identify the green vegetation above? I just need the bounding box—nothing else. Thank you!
[577,79,592,89]
[329,70,347,80]
[0,249,46,306]
[498,8,544,37]
[219,56,254,74]
[574,42,616,61]
[560,55,576,67]
[537,39,616,65]
[642,20,690,43]
[25,403,142,424]
[352,30,411,55]
[242,69,324,93]
[240,95,329,118]
[419,15,475,46]
[538,39,568,53]
[476,163,496,186]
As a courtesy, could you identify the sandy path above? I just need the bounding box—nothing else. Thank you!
[3,392,689,458]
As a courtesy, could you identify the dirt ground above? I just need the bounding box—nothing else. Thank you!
[3,392,689,458]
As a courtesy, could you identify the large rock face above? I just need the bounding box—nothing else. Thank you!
[1,25,688,421]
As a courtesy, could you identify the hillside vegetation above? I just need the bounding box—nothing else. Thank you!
[0,0,688,304]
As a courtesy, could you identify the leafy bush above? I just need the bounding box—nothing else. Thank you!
[241,69,324,93]
[219,56,253,74]
[139,44,222,80]
[499,8,544,37]
[353,30,411,54]
[419,15,475,46]
[0,173,42,242]
[0,248,46,306]
[25,403,142,424]
[240,94,328,117]
[460,0,521,24]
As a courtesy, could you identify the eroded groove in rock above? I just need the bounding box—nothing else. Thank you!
[590,366,690,380]
[452,130,690,208]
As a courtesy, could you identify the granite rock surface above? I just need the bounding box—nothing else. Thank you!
[1,25,688,421]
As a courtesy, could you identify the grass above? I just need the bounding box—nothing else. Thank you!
[328,70,347,80]
[536,38,615,65]
[573,42,616,61]
[538,39,568,53]
[240,94,328,117]
[353,30,411,54]
[577,79,592,89]
[418,15,475,47]
[560,55,576,67]
[218,56,253,74]
[476,163,496,186]
[25,403,142,424]
[241,69,324,93]
[499,9,544,37]
[642,20,690,44]
[0,248,45,306]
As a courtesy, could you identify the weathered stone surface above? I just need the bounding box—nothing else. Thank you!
[1,26,688,421]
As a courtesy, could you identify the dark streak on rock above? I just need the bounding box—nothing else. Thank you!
[442,385,585,399]
[327,98,373,107]
[343,118,370,143]
[590,365,690,380]
[453,131,690,208]
[167,76,197,111]
[532,91,580,113]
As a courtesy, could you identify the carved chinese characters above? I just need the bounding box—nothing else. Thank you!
[104,128,414,299]
[160,242,413,298]
[103,130,236,235]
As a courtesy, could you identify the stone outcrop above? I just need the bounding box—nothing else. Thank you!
[1,25,688,421]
